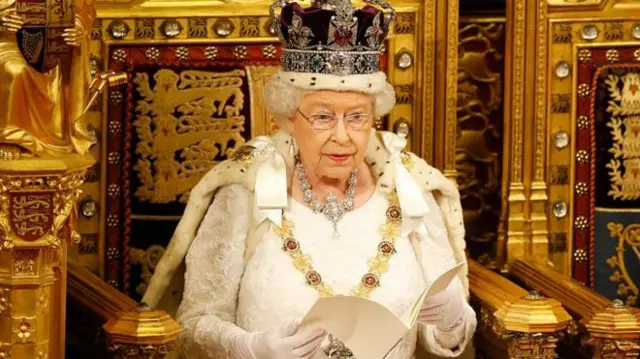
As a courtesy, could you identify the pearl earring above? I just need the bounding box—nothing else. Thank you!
[289,134,298,157]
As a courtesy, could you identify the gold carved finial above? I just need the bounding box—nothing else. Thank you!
[493,291,572,359]
[583,301,640,359]
[103,305,181,359]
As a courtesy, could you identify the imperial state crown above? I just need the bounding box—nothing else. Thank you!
[270,0,395,76]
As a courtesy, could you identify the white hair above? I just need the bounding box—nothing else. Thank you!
[263,73,396,131]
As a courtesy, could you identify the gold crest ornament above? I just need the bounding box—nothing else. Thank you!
[15,0,76,73]
[605,72,640,200]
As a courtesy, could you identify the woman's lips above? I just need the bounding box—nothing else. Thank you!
[327,154,350,162]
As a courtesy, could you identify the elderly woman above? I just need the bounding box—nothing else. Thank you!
[141,0,476,358]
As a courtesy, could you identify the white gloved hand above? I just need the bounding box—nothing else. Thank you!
[230,319,326,359]
[418,279,464,330]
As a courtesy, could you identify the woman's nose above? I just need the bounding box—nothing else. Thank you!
[331,118,351,144]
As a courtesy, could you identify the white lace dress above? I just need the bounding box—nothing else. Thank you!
[175,184,476,359]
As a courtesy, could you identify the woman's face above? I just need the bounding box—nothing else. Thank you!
[288,90,374,181]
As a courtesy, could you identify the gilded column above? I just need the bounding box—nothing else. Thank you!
[529,0,549,263]
[500,0,528,267]
[432,0,459,178]
[0,1,116,357]
[0,156,93,359]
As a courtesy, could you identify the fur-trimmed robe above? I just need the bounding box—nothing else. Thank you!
[142,130,468,319]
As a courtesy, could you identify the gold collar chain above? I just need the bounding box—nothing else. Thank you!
[273,190,403,299]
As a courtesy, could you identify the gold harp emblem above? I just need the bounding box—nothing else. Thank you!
[21,31,44,64]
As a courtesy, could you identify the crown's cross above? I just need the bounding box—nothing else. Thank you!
[328,0,357,50]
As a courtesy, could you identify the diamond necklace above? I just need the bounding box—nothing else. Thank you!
[295,156,358,234]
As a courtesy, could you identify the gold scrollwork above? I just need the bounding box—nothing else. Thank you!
[504,333,560,359]
[604,73,640,200]
[36,286,49,316]
[457,21,504,262]
[606,222,639,306]
[584,337,640,359]
[129,245,166,297]
[478,306,506,337]
[108,342,175,358]
[13,317,35,342]
[0,287,10,316]
[246,65,280,135]
[14,250,37,276]
[133,69,247,204]
[0,342,9,359]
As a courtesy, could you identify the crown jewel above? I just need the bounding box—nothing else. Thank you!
[270,0,395,76]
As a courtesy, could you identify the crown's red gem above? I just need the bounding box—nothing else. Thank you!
[335,27,353,46]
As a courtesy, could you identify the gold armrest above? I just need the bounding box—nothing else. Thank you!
[510,258,640,359]
[469,259,572,359]
[509,258,608,319]
[67,261,181,358]
[68,260,138,320]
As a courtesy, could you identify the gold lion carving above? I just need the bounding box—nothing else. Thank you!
[133,68,247,204]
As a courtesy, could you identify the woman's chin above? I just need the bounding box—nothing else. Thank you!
[320,169,354,182]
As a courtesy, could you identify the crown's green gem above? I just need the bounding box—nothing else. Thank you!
[311,56,323,71]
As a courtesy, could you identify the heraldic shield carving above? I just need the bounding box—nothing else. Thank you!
[0,172,84,250]
[14,0,76,73]
[8,193,54,242]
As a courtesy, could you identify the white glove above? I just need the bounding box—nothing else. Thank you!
[418,279,464,330]
[230,320,326,359]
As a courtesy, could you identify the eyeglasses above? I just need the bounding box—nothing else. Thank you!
[297,109,372,131]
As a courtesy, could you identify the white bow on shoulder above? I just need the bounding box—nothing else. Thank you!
[249,136,288,228]
[380,132,429,236]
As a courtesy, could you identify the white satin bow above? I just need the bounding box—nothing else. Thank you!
[248,136,288,227]
[380,132,429,236]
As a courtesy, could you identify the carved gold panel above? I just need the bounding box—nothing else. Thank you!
[457,17,506,267]
[132,68,248,204]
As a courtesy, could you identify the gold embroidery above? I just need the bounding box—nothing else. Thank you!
[400,151,415,171]
[228,146,255,170]
[606,222,639,306]
[604,73,640,200]
[132,69,247,204]
[274,191,402,299]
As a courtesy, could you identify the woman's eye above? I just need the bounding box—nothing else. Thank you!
[347,113,366,121]
[315,114,334,121]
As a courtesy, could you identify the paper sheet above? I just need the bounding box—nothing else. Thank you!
[299,261,466,359]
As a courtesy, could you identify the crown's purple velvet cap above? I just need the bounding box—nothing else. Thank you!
[278,3,389,50]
